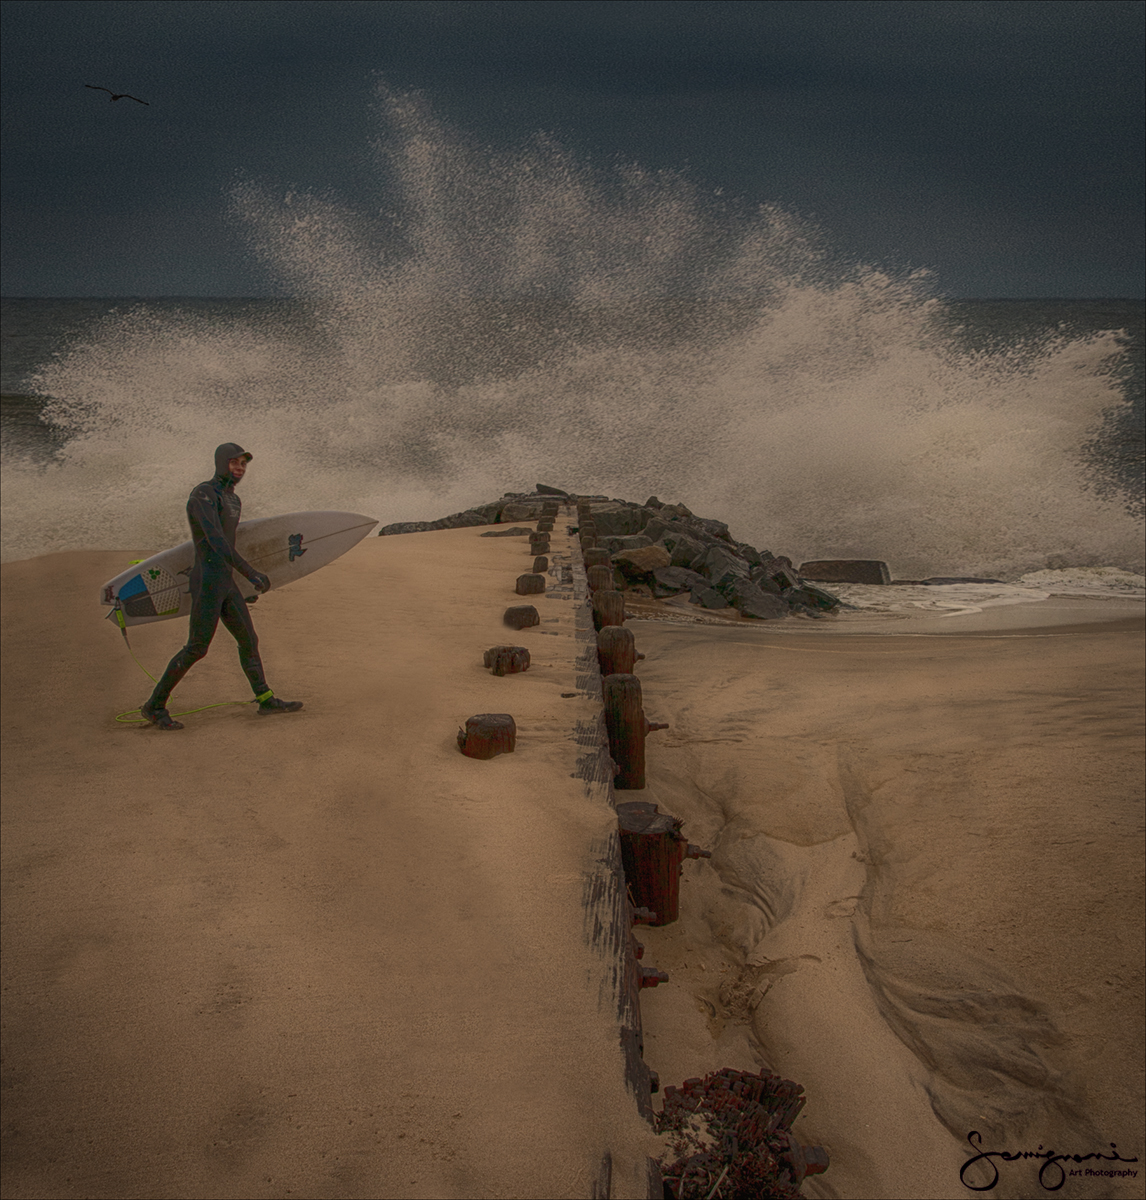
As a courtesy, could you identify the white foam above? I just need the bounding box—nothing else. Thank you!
[827,581,1053,617]
[1,85,1141,574]
[1016,567,1146,595]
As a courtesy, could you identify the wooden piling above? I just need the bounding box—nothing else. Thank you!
[604,673,644,789]
[615,801,709,925]
[586,564,614,593]
[515,573,546,595]
[503,604,540,629]
[597,626,641,676]
[592,589,625,631]
[483,645,531,675]
[457,713,517,759]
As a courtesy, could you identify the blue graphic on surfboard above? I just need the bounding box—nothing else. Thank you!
[99,511,377,627]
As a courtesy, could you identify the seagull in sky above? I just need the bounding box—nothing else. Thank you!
[85,84,149,105]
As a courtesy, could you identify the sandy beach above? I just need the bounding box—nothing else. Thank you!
[629,597,1144,1199]
[2,527,1143,1200]
[0,528,659,1200]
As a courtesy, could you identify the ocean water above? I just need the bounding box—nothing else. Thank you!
[1,89,1142,579]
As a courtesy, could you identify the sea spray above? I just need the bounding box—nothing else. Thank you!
[1,84,1140,577]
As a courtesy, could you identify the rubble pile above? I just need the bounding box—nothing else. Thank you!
[655,1067,829,1199]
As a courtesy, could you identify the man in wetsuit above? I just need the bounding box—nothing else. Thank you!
[140,442,303,730]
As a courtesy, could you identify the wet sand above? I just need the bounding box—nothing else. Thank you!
[0,530,659,1200]
[629,597,1144,1200]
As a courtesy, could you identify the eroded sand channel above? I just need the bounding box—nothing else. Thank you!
[629,608,1144,1200]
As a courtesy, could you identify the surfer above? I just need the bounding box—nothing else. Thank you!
[140,443,303,730]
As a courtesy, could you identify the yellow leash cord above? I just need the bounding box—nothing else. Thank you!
[111,605,265,724]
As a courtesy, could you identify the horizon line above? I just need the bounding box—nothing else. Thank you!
[4,294,1144,304]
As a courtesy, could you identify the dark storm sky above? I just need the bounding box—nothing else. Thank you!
[1,0,1142,298]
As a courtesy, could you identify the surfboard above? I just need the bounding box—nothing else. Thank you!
[99,511,378,627]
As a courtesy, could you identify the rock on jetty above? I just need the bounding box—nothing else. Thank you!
[379,486,843,620]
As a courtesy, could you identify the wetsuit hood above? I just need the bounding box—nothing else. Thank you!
[214,442,252,486]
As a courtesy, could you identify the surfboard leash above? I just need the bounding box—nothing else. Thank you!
[110,602,264,725]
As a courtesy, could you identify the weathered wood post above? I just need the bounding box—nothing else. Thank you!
[597,625,644,676]
[602,673,668,789]
[584,547,612,568]
[530,533,550,555]
[457,713,517,759]
[536,518,554,533]
[586,564,614,593]
[483,645,531,675]
[515,573,546,595]
[503,604,540,629]
[592,589,625,631]
[532,555,548,574]
[616,801,711,925]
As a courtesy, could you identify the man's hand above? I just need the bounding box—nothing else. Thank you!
[249,571,271,594]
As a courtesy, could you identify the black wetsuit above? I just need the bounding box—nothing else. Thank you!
[146,443,269,710]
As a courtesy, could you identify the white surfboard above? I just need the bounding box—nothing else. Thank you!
[99,511,378,627]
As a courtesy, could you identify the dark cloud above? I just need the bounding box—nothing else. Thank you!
[1,0,1142,296]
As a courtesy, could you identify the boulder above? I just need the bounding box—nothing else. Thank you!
[480,526,535,538]
[754,556,801,590]
[799,559,891,585]
[728,580,788,619]
[651,566,708,597]
[689,586,729,610]
[377,521,435,535]
[782,584,840,612]
[695,544,751,593]
[502,500,552,521]
[601,534,654,553]
[470,501,508,523]
[535,483,571,497]
[641,516,675,544]
[587,504,653,538]
[657,531,708,570]
[378,505,498,535]
[612,545,672,581]
[693,516,734,544]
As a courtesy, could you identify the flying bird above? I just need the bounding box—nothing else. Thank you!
[85,84,149,105]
